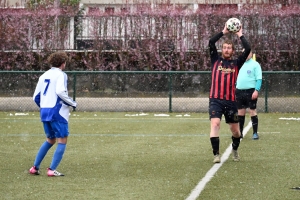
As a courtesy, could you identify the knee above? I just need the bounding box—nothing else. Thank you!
[232,129,240,136]
[57,137,68,144]
[230,124,240,136]
[211,124,220,134]
[211,121,220,129]
[249,109,257,116]
[47,138,56,145]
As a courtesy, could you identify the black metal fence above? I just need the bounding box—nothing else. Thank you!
[1,71,300,113]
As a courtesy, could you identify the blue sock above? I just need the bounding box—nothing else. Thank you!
[34,141,53,169]
[50,143,66,170]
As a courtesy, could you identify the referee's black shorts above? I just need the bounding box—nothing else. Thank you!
[235,88,257,110]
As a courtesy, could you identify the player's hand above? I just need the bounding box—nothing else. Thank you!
[236,25,243,37]
[72,102,77,109]
[252,90,258,100]
[222,22,229,35]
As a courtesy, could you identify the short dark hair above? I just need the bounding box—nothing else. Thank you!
[47,51,69,67]
[222,40,235,51]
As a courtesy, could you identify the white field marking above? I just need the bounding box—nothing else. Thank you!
[0,117,207,120]
[139,113,149,116]
[154,114,170,117]
[185,121,252,200]
[14,113,29,116]
[125,114,139,116]
[125,113,149,116]
[279,117,300,121]
[176,114,191,117]
[0,133,208,137]
[259,132,280,134]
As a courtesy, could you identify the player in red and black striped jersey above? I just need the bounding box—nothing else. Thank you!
[208,22,251,163]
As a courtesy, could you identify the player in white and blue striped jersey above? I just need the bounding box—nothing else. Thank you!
[29,51,77,177]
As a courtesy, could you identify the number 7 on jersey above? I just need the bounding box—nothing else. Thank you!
[43,79,50,95]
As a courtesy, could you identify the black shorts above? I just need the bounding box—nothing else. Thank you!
[209,98,239,123]
[235,88,257,110]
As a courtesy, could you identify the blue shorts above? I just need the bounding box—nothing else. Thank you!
[43,121,69,139]
[209,98,239,123]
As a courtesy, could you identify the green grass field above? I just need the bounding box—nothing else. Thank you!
[0,111,300,200]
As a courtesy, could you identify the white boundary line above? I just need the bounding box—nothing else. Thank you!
[185,121,252,200]
[279,117,300,121]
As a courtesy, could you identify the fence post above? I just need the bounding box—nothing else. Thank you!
[264,73,268,113]
[72,73,77,111]
[168,73,173,113]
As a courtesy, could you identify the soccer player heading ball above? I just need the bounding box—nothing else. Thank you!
[208,21,251,163]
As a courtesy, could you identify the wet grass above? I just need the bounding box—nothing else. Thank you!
[0,112,299,200]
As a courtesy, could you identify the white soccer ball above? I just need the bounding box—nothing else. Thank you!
[226,18,241,33]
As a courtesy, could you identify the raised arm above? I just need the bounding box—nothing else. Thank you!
[209,23,230,64]
[209,32,223,63]
[236,26,251,68]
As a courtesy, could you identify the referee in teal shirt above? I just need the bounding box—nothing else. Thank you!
[236,51,262,140]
